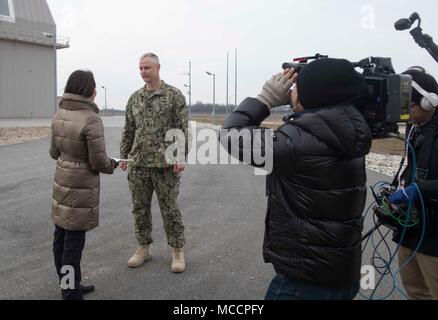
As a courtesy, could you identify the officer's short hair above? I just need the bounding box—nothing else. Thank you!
[140,53,160,65]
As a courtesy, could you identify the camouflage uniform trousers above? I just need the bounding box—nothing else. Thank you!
[128,166,185,248]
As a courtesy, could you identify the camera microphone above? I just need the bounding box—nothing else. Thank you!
[394,12,420,31]
[395,18,412,31]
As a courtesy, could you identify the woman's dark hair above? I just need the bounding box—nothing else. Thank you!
[64,70,96,98]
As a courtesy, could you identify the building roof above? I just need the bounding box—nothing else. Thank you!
[0,0,69,49]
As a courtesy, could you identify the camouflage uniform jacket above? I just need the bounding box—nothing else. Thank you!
[120,81,189,168]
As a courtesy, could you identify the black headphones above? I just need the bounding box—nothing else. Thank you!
[406,66,438,111]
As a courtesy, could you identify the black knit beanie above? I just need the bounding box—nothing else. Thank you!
[402,67,438,104]
[297,58,365,109]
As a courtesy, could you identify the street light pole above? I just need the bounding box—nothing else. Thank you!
[101,86,107,112]
[235,48,238,110]
[184,82,191,117]
[188,61,192,114]
[180,61,192,115]
[43,32,57,115]
[206,71,216,124]
[226,52,229,115]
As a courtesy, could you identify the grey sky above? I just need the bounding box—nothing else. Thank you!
[47,0,438,110]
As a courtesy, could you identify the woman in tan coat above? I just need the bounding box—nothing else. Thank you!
[49,70,118,300]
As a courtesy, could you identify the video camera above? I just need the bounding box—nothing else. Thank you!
[282,13,438,139]
[395,12,438,64]
[282,53,329,73]
[354,57,412,138]
[282,54,412,139]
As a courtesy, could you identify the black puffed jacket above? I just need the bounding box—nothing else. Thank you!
[222,98,372,288]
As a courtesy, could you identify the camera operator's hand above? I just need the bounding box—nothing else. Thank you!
[389,185,419,205]
[257,69,296,109]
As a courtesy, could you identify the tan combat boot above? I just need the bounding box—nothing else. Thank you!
[127,245,151,268]
[171,247,185,273]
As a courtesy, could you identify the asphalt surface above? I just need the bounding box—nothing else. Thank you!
[0,120,405,300]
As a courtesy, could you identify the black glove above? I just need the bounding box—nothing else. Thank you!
[111,159,119,169]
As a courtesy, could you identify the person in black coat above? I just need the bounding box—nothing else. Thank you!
[389,66,438,300]
[221,58,372,300]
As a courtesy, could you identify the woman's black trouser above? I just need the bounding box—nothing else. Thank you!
[53,225,86,300]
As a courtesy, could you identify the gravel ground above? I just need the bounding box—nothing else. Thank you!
[366,153,403,177]
[0,127,51,146]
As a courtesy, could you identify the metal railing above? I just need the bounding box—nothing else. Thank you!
[0,24,70,48]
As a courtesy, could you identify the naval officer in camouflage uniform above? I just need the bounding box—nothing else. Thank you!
[119,53,188,273]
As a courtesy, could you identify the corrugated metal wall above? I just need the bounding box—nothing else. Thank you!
[0,0,57,118]
[14,0,55,24]
[0,39,55,118]
[9,0,55,33]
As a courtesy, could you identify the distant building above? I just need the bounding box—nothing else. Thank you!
[0,0,69,119]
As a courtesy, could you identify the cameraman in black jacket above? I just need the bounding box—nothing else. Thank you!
[221,58,372,300]
[389,67,438,300]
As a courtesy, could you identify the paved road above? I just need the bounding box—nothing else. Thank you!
[0,120,405,300]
